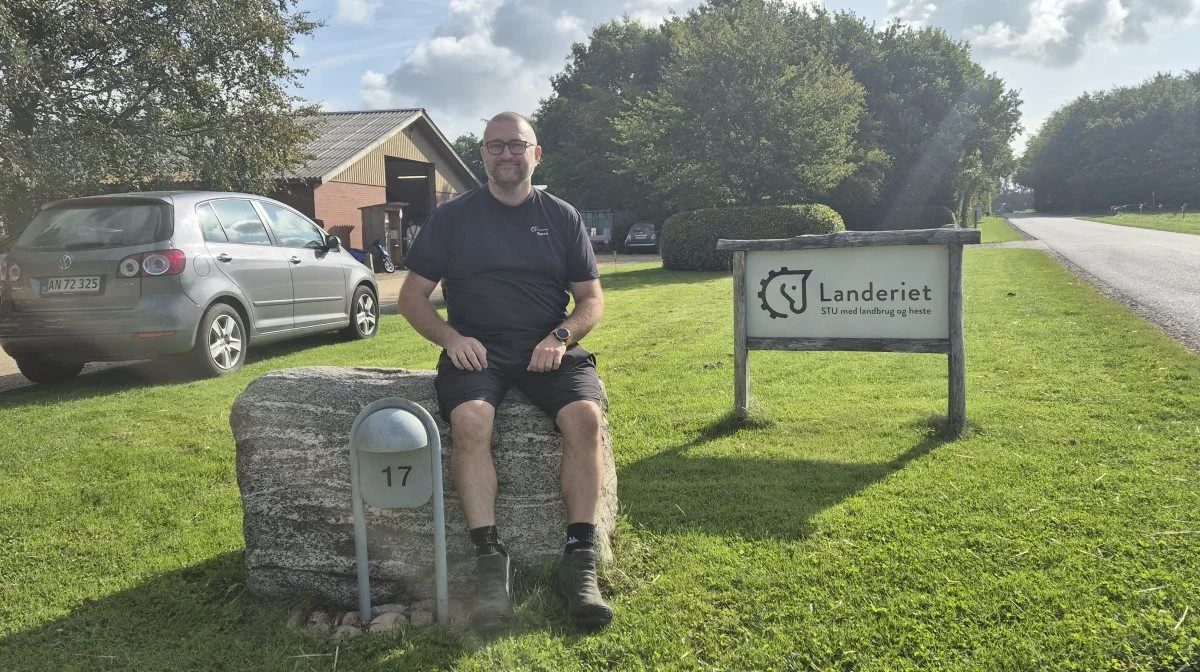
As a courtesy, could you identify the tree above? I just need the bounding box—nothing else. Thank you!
[452,133,485,184]
[613,0,864,211]
[0,0,320,237]
[534,19,673,215]
[783,11,1021,227]
[1018,72,1200,212]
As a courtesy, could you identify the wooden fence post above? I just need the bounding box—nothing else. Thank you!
[733,251,749,418]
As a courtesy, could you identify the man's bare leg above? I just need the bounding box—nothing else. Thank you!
[450,400,498,528]
[557,400,604,523]
[450,400,512,632]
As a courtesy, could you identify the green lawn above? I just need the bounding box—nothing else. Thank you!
[1,251,1199,670]
[1080,212,1200,236]
[978,216,1026,243]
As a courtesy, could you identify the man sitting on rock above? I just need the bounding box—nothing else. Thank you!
[397,111,613,632]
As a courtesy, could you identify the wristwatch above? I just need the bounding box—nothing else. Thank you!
[553,326,571,346]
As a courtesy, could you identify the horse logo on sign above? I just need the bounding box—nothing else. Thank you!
[758,267,811,319]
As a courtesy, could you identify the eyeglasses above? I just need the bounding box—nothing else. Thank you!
[484,140,535,155]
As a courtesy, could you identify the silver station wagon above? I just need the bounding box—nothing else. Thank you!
[0,191,379,384]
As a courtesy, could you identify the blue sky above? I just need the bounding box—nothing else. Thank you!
[290,0,1200,153]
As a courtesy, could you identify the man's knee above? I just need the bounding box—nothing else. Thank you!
[556,400,602,444]
[450,400,496,450]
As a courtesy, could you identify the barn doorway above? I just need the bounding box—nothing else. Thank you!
[386,157,434,260]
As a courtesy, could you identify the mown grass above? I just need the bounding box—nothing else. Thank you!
[1,251,1198,671]
[978,216,1026,243]
[1080,212,1200,236]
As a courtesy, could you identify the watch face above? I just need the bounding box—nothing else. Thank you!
[554,327,570,342]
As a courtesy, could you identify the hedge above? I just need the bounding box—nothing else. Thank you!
[661,204,844,272]
[847,205,958,231]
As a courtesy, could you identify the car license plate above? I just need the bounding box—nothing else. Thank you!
[41,276,101,294]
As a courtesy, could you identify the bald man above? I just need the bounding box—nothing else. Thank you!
[398,112,613,632]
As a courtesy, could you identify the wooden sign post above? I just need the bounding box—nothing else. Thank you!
[718,228,981,437]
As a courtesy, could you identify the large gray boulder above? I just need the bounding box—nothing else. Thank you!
[230,366,618,609]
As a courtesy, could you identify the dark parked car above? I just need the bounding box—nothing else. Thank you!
[0,235,13,275]
[0,191,379,384]
[623,222,659,253]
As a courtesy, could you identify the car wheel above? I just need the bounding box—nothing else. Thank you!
[191,303,246,377]
[15,355,84,385]
[343,286,379,340]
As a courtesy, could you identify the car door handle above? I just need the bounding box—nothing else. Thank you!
[289,256,302,264]
[216,253,233,262]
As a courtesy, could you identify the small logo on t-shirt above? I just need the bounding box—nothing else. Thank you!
[530,225,550,236]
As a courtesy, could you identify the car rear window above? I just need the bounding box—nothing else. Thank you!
[17,202,171,250]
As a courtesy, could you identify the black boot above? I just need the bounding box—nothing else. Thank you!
[471,545,513,633]
[556,548,613,630]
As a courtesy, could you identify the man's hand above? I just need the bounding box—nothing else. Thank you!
[445,334,489,371]
[527,335,566,372]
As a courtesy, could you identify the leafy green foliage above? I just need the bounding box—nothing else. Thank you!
[660,204,844,271]
[533,2,1021,229]
[451,133,486,185]
[534,20,672,217]
[614,2,864,212]
[788,11,1021,228]
[852,204,957,231]
[0,0,320,237]
[1018,71,1200,212]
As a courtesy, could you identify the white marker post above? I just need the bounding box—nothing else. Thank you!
[349,398,448,623]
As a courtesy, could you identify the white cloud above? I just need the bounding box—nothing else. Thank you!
[358,0,722,139]
[359,70,394,109]
[336,0,382,25]
[891,0,1200,66]
[887,0,938,28]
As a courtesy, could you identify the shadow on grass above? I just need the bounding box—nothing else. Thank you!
[378,296,444,315]
[0,552,480,671]
[0,331,350,408]
[599,266,727,293]
[618,411,950,540]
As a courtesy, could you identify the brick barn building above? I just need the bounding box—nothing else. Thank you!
[272,109,480,263]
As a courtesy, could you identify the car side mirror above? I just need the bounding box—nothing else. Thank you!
[325,234,341,250]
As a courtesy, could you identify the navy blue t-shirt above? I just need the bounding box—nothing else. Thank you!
[404,186,599,346]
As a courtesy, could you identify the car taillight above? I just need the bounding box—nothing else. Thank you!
[116,250,186,278]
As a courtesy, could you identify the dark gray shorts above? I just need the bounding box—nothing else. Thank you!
[434,344,603,422]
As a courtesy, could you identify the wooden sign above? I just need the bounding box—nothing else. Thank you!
[717,228,981,437]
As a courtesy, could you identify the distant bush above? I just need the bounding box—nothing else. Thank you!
[661,204,844,271]
[847,205,957,231]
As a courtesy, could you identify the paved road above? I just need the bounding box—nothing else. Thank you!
[1008,214,1200,353]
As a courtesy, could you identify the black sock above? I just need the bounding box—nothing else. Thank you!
[470,525,503,556]
[565,522,596,553]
